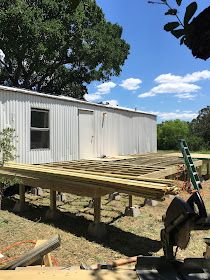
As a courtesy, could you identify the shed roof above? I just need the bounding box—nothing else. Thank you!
[0,85,156,117]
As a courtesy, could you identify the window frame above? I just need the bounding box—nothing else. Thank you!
[30,108,50,150]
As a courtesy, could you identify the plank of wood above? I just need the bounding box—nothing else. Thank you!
[0,268,138,280]
[1,162,179,200]
[0,235,61,270]
[34,240,53,267]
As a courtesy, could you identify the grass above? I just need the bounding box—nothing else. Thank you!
[158,149,210,154]
[1,179,210,267]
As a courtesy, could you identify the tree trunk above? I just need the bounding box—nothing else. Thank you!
[0,193,2,210]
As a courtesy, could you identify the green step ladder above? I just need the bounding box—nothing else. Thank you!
[179,139,202,191]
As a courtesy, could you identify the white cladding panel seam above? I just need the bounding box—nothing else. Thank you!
[0,88,157,163]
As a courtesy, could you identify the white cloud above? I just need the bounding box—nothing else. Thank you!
[175,93,197,99]
[85,81,116,103]
[84,93,101,102]
[150,111,198,121]
[139,92,156,98]
[155,70,210,84]
[120,78,142,91]
[139,70,210,99]
[103,99,119,106]
[139,83,200,98]
[96,82,116,94]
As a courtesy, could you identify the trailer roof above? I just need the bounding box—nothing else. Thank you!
[0,85,156,117]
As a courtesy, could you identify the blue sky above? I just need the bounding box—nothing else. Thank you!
[85,1,210,123]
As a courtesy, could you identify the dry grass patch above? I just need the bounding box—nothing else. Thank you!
[0,181,210,266]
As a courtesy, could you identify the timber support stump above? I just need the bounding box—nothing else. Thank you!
[207,162,210,177]
[124,195,140,217]
[88,197,107,239]
[45,190,59,219]
[13,184,28,212]
[198,166,202,177]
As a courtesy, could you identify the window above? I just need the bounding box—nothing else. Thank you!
[31,109,50,149]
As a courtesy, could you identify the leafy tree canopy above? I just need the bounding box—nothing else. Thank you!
[190,106,210,147]
[149,1,210,60]
[157,106,210,151]
[157,119,190,150]
[0,0,130,99]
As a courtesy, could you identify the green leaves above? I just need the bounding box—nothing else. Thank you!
[0,0,129,98]
[184,2,197,25]
[171,29,184,39]
[0,128,16,166]
[176,0,182,6]
[164,22,180,32]
[165,9,177,16]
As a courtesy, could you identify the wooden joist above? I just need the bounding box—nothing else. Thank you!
[1,162,179,200]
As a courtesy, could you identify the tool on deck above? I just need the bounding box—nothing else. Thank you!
[136,140,210,279]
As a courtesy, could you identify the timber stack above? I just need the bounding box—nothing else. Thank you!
[0,162,179,200]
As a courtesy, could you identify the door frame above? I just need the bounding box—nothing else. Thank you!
[78,109,95,159]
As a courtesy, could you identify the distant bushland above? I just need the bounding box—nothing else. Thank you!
[157,106,210,151]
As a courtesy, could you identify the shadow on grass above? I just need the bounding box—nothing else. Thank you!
[2,197,162,257]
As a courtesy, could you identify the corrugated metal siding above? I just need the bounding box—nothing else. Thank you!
[0,88,157,164]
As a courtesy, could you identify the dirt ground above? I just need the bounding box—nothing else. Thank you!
[0,179,210,267]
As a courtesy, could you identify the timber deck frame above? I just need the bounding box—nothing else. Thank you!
[41,154,203,179]
[0,154,204,237]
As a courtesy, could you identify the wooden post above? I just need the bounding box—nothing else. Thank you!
[198,166,202,177]
[129,195,133,208]
[207,162,210,176]
[94,197,101,223]
[45,190,57,219]
[50,190,57,213]
[19,184,25,211]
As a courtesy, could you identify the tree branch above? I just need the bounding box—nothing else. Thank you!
[165,1,184,28]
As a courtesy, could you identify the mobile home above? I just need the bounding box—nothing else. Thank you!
[0,85,157,164]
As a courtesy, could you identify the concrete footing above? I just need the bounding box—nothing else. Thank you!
[88,199,94,208]
[56,193,67,202]
[108,192,121,202]
[144,199,158,207]
[31,187,43,196]
[124,205,140,217]
[88,222,107,239]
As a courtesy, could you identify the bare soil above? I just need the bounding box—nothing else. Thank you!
[0,180,210,267]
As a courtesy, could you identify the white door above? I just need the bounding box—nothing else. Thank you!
[78,110,94,159]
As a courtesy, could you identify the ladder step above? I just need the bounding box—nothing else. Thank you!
[180,139,201,191]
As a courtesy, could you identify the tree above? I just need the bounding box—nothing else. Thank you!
[190,106,210,147]
[0,0,130,99]
[0,128,19,210]
[157,119,190,150]
[149,1,210,60]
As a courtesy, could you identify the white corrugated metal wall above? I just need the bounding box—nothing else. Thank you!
[0,86,157,164]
